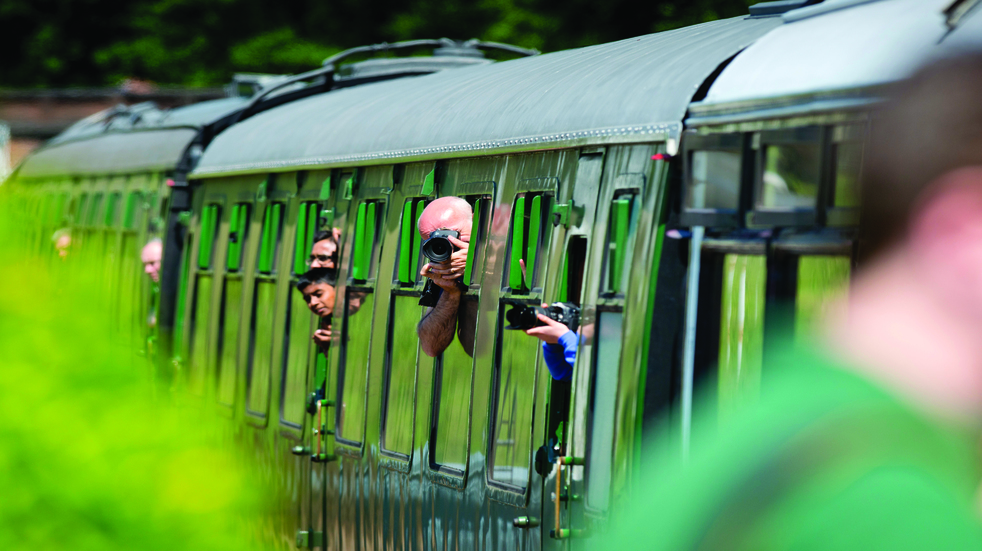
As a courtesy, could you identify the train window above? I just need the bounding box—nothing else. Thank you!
[122,192,143,230]
[216,273,244,407]
[717,254,766,420]
[602,192,639,295]
[226,203,250,272]
[381,294,422,457]
[488,300,540,490]
[75,194,89,226]
[507,192,553,292]
[336,288,374,445]
[828,125,865,227]
[429,299,477,474]
[350,200,384,281]
[257,203,284,273]
[197,204,221,269]
[585,310,623,511]
[104,192,121,227]
[794,255,850,341]
[280,287,313,427]
[463,195,491,287]
[246,202,284,418]
[758,145,820,210]
[682,132,745,229]
[87,193,104,226]
[174,237,193,357]
[396,198,428,285]
[293,201,320,275]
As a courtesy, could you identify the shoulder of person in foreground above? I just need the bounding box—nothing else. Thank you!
[603,345,982,551]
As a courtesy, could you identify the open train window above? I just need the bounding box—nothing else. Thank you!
[748,127,822,227]
[681,131,747,227]
[104,192,121,228]
[826,124,865,227]
[601,190,640,295]
[292,201,321,275]
[395,197,429,286]
[226,203,250,272]
[246,202,284,420]
[122,192,144,231]
[506,192,553,293]
[350,199,385,282]
[380,293,422,459]
[87,193,104,227]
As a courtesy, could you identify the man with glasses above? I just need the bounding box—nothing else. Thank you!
[307,229,340,269]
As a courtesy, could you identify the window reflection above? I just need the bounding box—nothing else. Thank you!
[759,143,819,209]
[687,150,741,210]
[834,141,863,208]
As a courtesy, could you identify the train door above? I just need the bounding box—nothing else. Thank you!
[558,145,668,548]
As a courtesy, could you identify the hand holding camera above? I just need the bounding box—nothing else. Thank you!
[420,229,469,293]
[506,302,581,343]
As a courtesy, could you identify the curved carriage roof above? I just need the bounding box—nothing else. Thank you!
[17,97,248,179]
[192,16,781,178]
[688,0,956,123]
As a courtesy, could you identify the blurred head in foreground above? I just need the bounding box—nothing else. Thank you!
[606,53,982,551]
[52,228,71,259]
[141,237,163,283]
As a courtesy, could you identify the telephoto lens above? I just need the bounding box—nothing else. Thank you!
[505,304,540,330]
[421,229,460,263]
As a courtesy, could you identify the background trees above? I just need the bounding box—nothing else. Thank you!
[0,0,756,87]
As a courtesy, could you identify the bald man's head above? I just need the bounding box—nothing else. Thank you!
[417,196,473,241]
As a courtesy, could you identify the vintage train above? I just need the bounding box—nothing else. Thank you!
[7,0,982,549]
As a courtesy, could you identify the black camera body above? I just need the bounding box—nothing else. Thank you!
[421,229,459,263]
[505,302,580,332]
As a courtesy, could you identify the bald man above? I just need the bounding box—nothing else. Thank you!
[416,197,478,357]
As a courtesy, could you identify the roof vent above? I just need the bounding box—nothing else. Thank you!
[749,0,822,16]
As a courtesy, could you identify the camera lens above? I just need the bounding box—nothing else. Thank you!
[422,237,452,262]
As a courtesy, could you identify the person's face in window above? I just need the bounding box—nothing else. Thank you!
[301,281,336,318]
[308,238,337,269]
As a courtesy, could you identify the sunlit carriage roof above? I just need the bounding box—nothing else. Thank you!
[688,0,968,124]
[191,16,781,178]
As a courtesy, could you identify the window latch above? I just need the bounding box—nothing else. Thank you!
[552,201,572,228]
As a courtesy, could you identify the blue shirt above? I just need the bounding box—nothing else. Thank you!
[542,330,577,381]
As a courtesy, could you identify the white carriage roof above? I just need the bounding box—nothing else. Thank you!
[191,16,781,178]
[690,0,956,120]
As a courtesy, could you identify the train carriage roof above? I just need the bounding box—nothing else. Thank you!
[191,16,781,178]
[687,0,972,125]
[16,97,248,179]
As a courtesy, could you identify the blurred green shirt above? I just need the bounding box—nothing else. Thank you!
[608,346,982,551]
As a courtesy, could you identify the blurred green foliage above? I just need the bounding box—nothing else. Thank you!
[0,199,267,550]
[0,0,757,87]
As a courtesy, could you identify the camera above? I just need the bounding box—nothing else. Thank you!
[505,302,580,332]
[421,229,459,263]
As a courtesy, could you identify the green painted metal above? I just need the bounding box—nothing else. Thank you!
[558,250,569,302]
[258,203,282,273]
[552,200,571,228]
[343,175,354,200]
[122,192,139,230]
[398,200,414,284]
[87,193,103,226]
[246,281,277,415]
[795,256,851,342]
[319,176,332,200]
[609,198,631,292]
[217,277,243,406]
[421,168,435,196]
[463,198,481,285]
[383,295,422,455]
[198,205,219,269]
[294,203,310,275]
[509,196,526,290]
[364,202,377,276]
[717,254,767,423]
[526,195,542,286]
[351,202,368,280]
[256,179,268,202]
[411,200,426,276]
[104,193,120,227]
[173,237,193,357]
[227,204,247,271]
[305,203,318,261]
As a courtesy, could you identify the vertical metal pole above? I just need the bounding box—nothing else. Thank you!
[681,226,704,463]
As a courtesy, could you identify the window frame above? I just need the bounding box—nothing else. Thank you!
[680,131,750,228]
[748,126,824,228]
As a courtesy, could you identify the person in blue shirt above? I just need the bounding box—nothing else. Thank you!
[525,305,577,381]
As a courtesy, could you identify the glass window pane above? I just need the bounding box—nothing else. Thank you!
[795,256,851,341]
[759,144,820,209]
[217,278,243,406]
[247,280,277,415]
[189,274,213,397]
[586,311,623,511]
[281,289,313,426]
[717,255,766,421]
[489,312,540,489]
[687,150,741,210]
[834,142,863,208]
[337,290,374,443]
[382,295,422,456]
[432,340,473,472]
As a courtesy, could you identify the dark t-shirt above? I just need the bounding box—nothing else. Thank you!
[605,345,982,551]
